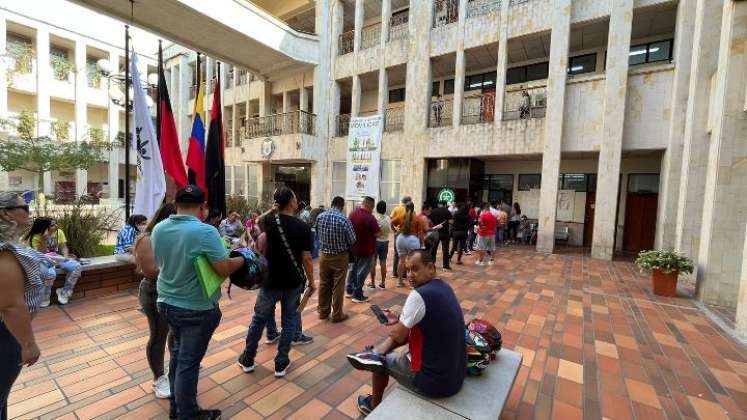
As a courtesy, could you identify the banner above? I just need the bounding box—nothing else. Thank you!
[345,115,384,201]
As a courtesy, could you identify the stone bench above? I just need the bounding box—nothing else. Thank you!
[367,349,523,420]
[52,256,141,301]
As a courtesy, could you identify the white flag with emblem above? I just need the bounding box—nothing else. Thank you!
[131,49,165,219]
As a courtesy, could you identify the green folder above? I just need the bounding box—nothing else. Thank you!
[194,255,224,299]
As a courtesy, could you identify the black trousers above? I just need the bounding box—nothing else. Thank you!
[430,234,451,268]
[139,279,174,380]
[450,230,468,262]
[392,233,399,276]
[0,322,22,420]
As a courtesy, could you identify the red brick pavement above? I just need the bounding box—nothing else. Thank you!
[8,247,747,419]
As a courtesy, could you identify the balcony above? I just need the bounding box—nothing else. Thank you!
[361,23,381,50]
[338,30,355,56]
[502,85,547,120]
[433,0,459,29]
[429,97,454,127]
[462,92,495,125]
[388,13,409,41]
[384,107,404,132]
[244,110,316,139]
[335,113,351,137]
[467,0,502,18]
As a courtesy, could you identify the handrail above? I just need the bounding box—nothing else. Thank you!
[361,23,382,50]
[466,0,501,18]
[338,30,355,55]
[429,97,454,127]
[384,107,404,132]
[243,110,317,139]
[433,0,459,28]
[388,12,409,41]
[462,92,496,125]
[335,113,351,137]
[502,86,547,120]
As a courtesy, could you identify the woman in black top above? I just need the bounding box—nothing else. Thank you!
[449,203,471,265]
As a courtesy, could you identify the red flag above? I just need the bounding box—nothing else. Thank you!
[205,76,226,217]
[158,67,187,190]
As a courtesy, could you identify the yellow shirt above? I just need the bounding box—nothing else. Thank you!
[31,229,67,253]
[390,205,407,231]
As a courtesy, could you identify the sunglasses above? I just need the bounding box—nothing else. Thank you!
[3,205,29,213]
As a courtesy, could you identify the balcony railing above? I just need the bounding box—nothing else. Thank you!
[433,0,459,28]
[336,113,351,137]
[502,86,547,120]
[467,0,501,18]
[509,0,529,5]
[361,23,381,50]
[429,97,454,127]
[388,13,409,41]
[244,110,316,139]
[384,107,404,132]
[462,92,496,125]
[338,30,355,55]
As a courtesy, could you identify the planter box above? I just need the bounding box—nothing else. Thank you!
[652,269,678,297]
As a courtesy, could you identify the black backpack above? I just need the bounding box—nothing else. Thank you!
[227,248,268,297]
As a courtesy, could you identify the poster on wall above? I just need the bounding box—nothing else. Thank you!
[345,115,384,201]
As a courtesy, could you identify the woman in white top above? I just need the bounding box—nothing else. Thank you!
[369,200,392,289]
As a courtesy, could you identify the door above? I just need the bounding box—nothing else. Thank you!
[623,193,658,255]
[583,192,595,248]
[274,165,311,205]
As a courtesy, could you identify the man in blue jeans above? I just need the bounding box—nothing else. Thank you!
[152,185,245,420]
[346,196,380,303]
[238,186,316,378]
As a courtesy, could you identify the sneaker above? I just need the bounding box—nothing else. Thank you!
[153,375,171,399]
[265,333,280,344]
[488,259,494,266]
[367,283,376,290]
[378,282,385,289]
[346,346,385,373]
[56,288,69,305]
[292,334,314,346]
[351,295,369,304]
[475,260,485,266]
[274,360,292,377]
[358,394,374,416]
[237,354,256,373]
[345,292,353,298]
[40,298,51,308]
[195,409,222,420]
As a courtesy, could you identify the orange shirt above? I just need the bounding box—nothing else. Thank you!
[390,205,407,231]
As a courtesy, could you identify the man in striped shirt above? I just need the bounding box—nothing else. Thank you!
[316,196,356,322]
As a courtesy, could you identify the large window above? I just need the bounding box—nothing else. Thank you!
[444,79,455,95]
[247,164,258,202]
[464,72,496,91]
[629,39,673,66]
[518,174,541,191]
[379,160,401,209]
[568,53,597,75]
[332,161,347,198]
[432,81,440,96]
[628,174,659,193]
[505,61,549,85]
[389,88,406,103]
[483,174,513,204]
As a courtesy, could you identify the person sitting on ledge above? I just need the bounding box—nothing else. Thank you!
[114,214,147,263]
[346,249,466,416]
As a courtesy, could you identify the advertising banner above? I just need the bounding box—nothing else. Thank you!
[344,115,384,201]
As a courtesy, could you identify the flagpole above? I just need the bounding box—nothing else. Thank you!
[124,24,131,220]
[156,40,162,145]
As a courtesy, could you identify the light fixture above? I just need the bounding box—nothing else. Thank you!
[96,58,113,75]
[147,73,159,86]
[108,85,124,102]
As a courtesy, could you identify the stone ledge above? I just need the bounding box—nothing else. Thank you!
[52,256,140,302]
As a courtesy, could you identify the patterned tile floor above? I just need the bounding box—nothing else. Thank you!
[9,247,747,420]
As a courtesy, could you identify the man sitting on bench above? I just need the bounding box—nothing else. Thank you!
[346,249,466,416]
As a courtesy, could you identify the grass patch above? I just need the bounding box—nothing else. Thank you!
[93,244,115,257]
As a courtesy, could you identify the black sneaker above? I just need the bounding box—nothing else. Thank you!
[351,295,369,304]
[292,334,314,346]
[237,354,256,373]
[347,346,385,373]
[358,394,374,416]
[265,333,280,344]
[195,409,222,420]
[274,360,292,377]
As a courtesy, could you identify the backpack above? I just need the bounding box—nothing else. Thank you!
[227,247,268,297]
[464,319,502,376]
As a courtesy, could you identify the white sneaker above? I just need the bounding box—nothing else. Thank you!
[40,298,50,308]
[153,375,171,399]
[475,260,485,266]
[488,260,494,266]
[56,288,69,305]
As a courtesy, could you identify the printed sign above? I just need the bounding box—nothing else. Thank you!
[437,188,455,203]
[345,115,384,201]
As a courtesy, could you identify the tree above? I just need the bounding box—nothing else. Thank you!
[0,111,112,195]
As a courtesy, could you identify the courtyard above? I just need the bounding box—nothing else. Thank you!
[8,248,747,420]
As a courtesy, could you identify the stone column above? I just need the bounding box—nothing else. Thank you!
[353,0,364,54]
[231,92,238,149]
[282,90,290,113]
[74,39,88,197]
[674,0,723,262]
[377,69,388,115]
[107,51,120,202]
[258,80,272,116]
[0,14,8,191]
[696,0,746,308]
[452,0,468,127]
[178,54,192,153]
[299,79,309,112]
[654,0,696,250]
[378,0,391,117]
[36,28,53,195]
[591,0,634,260]
[493,0,510,123]
[536,0,572,253]
[351,74,361,116]
[738,224,747,336]
[311,0,334,205]
[381,0,391,45]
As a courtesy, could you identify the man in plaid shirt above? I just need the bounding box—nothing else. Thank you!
[316,196,356,322]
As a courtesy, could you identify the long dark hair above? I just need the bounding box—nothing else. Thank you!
[513,202,521,215]
[145,203,177,234]
[274,186,295,211]
[401,202,416,235]
[25,217,53,242]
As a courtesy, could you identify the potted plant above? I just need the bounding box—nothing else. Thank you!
[635,250,694,297]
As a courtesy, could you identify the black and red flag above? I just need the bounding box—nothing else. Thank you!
[158,50,188,194]
[205,68,226,217]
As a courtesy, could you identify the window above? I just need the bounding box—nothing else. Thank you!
[628,44,648,65]
[568,53,596,75]
[483,174,513,204]
[379,160,401,209]
[628,174,659,193]
[247,164,258,201]
[506,67,526,85]
[225,166,234,195]
[559,174,587,191]
[629,39,673,66]
[518,174,541,191]
[526,62,549,81]
[332,161,347,198]
[235,165,246,196]
[464,71,497,91]
[389,88,406,103]
[432,81,440,96]
[443,79,455,95]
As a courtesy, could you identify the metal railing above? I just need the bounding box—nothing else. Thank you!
[429,97,454,127]
[462,92,496,125]
[336,113,351,137]
[467,0,501,18]
[509,0,529,5]
[244,110,317,139]
[388,13,409,41]
[384,107,404,132]
[361,23,381,50]
[502,86,547,120]
[433,0,459,28]
[338,30,355,55]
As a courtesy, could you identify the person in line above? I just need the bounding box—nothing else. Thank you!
[476,202,497,266]
[450,203,470,265]
[369,200,391,289]
[428,200,453,270]
[389,196,411,279]
[26,217,81,305]
[395,202,426,287]
[297,201,310,223]
[307,205,326,260]
[447,201,457,215]
[316,197,356,322]
[152,185,245,420]
[0,193,43,420]
[495,203,509,246]
[346,196,380,303]
[219,210,243,239]
[114,214,148,263]
[509,202,522,244]
[133,203,177,400]
[238,187,317,378]
[418,202,433,229]
[466,201,478,253]
[346,250,466,415]
[204,209,222,230]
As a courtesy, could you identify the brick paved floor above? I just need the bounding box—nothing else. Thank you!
[9,247,747,420]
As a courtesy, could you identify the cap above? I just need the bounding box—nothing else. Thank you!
[175,185,204,204]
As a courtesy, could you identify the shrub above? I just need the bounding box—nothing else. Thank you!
[634,250,694,275]
[56,202,119,258]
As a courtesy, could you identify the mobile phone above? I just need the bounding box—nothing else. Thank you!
[370,304,389,325]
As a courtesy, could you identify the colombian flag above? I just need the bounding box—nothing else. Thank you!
[186,82,206,193]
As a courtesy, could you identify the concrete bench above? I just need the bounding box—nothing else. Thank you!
[367,349,523,420]
[52,256,141,301]
[554,225,570,244]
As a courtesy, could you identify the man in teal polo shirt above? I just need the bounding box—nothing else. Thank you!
[153,185,244,420]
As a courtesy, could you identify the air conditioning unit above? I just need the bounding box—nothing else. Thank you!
[532,93,547,108]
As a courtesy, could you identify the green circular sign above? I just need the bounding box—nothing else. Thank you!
[438,188,455,203]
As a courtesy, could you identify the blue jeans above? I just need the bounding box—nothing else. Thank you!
[495,226,506,245]
[0,323,21,420]
[346,254,374,300]
[265,311,303,340]
[158,303,222,419]
[241,285,303,367]
[311,229,320,259]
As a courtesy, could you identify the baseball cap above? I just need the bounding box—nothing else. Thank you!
[175,185,204,204]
